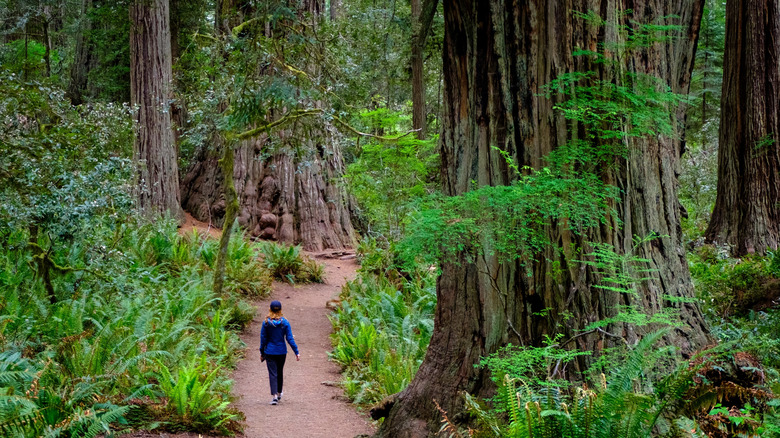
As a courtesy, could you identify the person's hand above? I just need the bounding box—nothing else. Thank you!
[296,354,300,361]
[261,355,266,362]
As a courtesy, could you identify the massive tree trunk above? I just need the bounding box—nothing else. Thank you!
[181,127,357,251]
[181,0,357,251]
[379,1,709,436]
[704,0,780,256]
[130,0,183,219]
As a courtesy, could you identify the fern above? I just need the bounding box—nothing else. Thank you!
[261,242,304,281]
[468,329,703,438]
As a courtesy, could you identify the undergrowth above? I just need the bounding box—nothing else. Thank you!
[329,244,435,405]
[689,245,780,318]
[0,217,271,436]
[260,242,325,284]
[437,329,780,438]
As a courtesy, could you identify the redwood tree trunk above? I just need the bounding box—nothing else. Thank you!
[330,0,341,20]
[181,127,358,251]
[410,0,439,140]
[705,0,780,256]
[130,0,182,219]
[181,0,357,251]
[379,1,709,436]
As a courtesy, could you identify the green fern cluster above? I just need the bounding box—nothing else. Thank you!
[463,330,698,438]
[128,225,273,298]
[0,218,254,435]
[156,353,237,432]
[0,351,130,438]
[260,242,325,284]
[330,271,436,404]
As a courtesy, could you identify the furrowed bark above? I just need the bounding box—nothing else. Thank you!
[181,0,357,251]
[130,0,183,220]
[705,0,780,256]
[379,1,709,436]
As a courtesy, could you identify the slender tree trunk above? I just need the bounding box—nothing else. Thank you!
[130,0,183,220]
[411,0,438,140]
[411,0,426,139]
[42,15,51,78]
[67,0,93,104]
[705,0,780,256]
[379,1,708,436]
[213,139,239,296]
[701,13,710,149]
[330,0,341,20]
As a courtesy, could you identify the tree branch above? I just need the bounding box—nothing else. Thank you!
[231,108,421,144]
[232,108,323,141]
[332,115,420,142]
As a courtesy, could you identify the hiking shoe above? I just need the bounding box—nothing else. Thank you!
[270,397,278,405]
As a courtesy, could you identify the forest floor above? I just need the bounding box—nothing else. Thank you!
[123,215,376,438]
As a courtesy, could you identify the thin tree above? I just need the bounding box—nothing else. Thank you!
[379,1,710,435]
[705,0,780,256]
[410,0,438,140]
[67,0,94,105]
[130,0,182,219]
[210,0,253,296]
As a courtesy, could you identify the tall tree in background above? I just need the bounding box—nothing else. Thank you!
[410,0,425,139]
[130,0,182,219]
[410,0,438,139]
[679,0,726,233]
[181,0,357,251]
[380,1,709,435]
[705,0,780,256]
[67,0,94,105]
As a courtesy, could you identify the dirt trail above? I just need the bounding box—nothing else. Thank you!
[232,252,375,437]
[125,219,375,438]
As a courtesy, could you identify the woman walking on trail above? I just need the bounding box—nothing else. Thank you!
[260,300,300,405]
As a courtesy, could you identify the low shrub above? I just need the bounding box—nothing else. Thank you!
[301,257,326,283]
[260,243,303,282]
[0,217,256,435]
[689,246,780,317]
[259,242,325,284]
[330,271,435,404]
[356,236,395,275]
[224,236,273,297]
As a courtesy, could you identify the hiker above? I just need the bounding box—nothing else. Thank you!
[260,300,300,405]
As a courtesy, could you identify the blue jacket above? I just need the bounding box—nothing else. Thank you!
[260,317,299,356]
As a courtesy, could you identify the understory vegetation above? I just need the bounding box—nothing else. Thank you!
[0,218,268,436]
[329,240,436,405]
[0,213,327,436]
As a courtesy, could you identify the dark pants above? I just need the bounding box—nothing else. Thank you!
[265,354,287,395]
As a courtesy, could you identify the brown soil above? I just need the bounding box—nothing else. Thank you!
[123,223,375,438]
[180,212,221,239]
